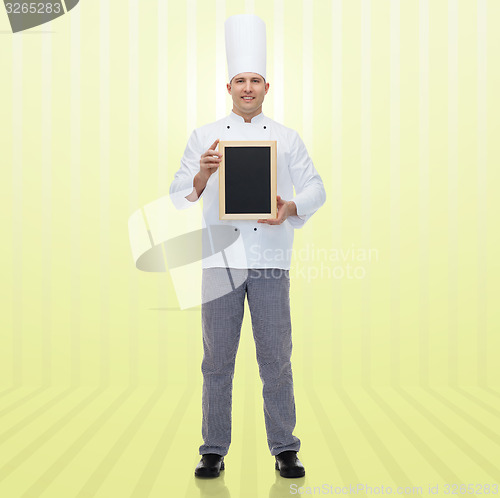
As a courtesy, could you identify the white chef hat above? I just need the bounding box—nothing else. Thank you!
[225,14,267,83]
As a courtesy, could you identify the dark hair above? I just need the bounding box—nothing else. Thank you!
[229,75,266,85]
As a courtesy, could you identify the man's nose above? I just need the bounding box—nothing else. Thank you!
[244,82,252,92]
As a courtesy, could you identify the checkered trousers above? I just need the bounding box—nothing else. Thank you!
[199,268,301,457]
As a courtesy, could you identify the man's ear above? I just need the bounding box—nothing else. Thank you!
[265,82,270,94]
[226,83,232,95]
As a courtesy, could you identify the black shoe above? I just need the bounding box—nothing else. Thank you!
[275,451,305,478]
[195,453,225,478]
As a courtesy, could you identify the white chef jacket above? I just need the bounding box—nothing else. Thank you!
[169,111,326,270]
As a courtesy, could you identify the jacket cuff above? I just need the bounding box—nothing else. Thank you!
[170,178,204,210]
[287,214,307,229]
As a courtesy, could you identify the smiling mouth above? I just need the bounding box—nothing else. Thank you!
[242,97,255,101]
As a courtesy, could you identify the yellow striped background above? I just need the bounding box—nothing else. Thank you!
[1,0,499,496]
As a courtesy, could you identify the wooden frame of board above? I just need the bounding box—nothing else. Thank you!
[218,140,277,220]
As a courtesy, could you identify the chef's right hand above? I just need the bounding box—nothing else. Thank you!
[199,139,222,180]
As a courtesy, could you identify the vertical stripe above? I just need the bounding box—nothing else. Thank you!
[216,0,226,118]
[129,0,139,386]
[273,0,284,122]
[447,0,458,386]
[158,1,168,192]
[361,0,371,386]
[158,0,169,386]
[476,0,488,387]
[100,0,111,387]
[70,4,81,387]
[390,0,401,386]
[302,0,313,381]
[331,0,342,385]
[12,36,23,387]
[186,0,198,382]
[302,0,313,147]
[419,0,430,387]
[42,28,53,388]
[186,0,197,133]
[245,0,254,15]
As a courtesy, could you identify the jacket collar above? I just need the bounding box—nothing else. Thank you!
[229,111,265,124]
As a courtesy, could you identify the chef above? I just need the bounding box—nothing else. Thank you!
[169,14,326,479]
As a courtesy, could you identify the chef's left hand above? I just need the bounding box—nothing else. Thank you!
[258,196,297,225]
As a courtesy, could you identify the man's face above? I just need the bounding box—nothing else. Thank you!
[227,72,270,119]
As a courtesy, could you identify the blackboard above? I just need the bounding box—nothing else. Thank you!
[219,141,277,220]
